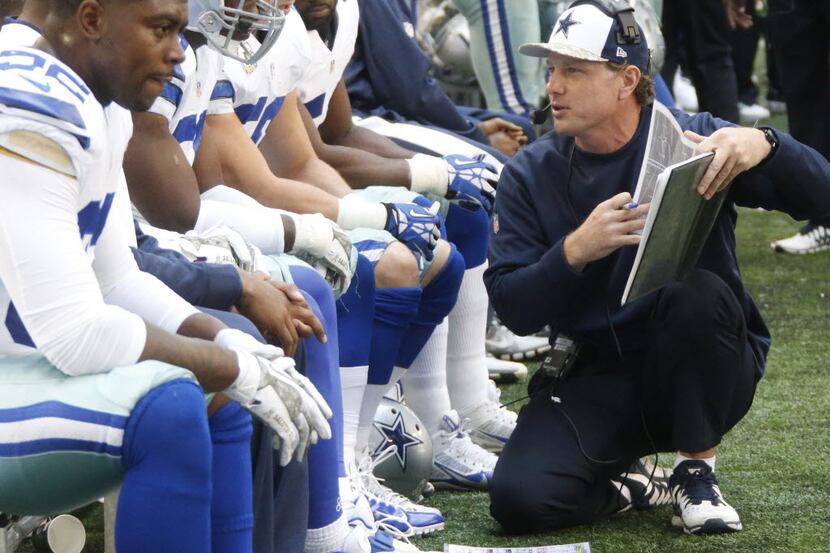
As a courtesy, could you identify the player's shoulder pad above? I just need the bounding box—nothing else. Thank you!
[0,129,75,177]
[0,46,99,152]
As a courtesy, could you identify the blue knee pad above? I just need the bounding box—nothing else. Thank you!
[118,380,212,553]
[397,244,465,368]
[446,203,489,268]
[210,402,254,553]
[368,287,422,385]
[336,254,376,368]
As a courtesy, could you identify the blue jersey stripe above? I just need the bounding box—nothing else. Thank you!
[304,93,326,119]
[0,401,129,428]
[211,80,235,102]
[4,302,34,348]
[0,86,90,149]
[159,81,183,107]
[0,439,121,458]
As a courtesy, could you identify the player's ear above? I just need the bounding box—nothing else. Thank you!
[76,0,106,40]
[618,65,640,101]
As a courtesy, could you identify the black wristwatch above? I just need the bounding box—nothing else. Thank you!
[757,126,779,165]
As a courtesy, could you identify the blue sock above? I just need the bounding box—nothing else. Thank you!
[209,402,254,553]
[398,245,465,367]
[336,255,376,370]
[290,265,345,529]
[368,287,422,385]
[445,203,490,268]
[118,380,213,553]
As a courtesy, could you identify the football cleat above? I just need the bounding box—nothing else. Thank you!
[770,223,830,254]
[356,448,445,537]
[669,460,742,535]
[462,380,517,454]
[486,321,551,361]
[486,355,528,383]
[611,457,672,510]
[430,411,496,491]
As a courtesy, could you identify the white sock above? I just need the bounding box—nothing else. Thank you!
[675,454,716,471]
[304,512,349,553]
[355,366,406,453]
[446,262,490,417]
[340,365,369,471]
[402,318,451,436]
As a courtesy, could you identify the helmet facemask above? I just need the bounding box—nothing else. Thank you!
[189,0,285,64]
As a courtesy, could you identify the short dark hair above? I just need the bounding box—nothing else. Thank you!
[606,61,655,105]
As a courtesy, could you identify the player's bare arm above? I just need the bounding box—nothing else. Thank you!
[125,111,203,232]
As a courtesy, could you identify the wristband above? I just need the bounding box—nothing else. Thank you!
[289,213,333,257]
[406,153,449,196]
[336,195,388,230]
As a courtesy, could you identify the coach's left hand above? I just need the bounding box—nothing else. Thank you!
[684,128,772,201]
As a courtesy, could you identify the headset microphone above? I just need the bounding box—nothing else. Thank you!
[532,102,552,125]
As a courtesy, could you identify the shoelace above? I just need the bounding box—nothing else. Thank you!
[356,446,424,510]
[678,470,722,506]
[444,430,497,468]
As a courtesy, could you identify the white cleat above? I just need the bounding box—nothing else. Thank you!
[430,410,497,491]
[486,355,528,382]
[463,380,517,454]
[486,321,551,362]
[738,102,771,124]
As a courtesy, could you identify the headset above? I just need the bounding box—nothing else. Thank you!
[532,0,648,125]
[569,0,642,45]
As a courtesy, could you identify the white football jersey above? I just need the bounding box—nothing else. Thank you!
[295,0,359,127]
[213,8,312,145]
[0,46,116,355]
[149,35,224,165]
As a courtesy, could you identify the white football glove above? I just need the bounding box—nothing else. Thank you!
[290,213,357,298]
[214,328,283,360]
[177,224,264,272]
[224,348,333,466]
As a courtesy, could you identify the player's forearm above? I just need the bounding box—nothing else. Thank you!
[285,158,353,198]
[223,174,340,221]
[330,124,413,160]
[315,140,411,189]
[140,322,238,393]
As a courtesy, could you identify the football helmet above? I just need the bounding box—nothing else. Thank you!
[368,398,434,501]
[188,0,285,64]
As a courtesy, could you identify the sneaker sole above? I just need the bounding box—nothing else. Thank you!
[490,345,551,362]
[409,521,445,536]
[430,479,488,492]
[671,515,743,535]
[771,242,830,254]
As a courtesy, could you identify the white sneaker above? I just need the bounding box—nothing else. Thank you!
[771,224,830,254]
[485,322,551,361]
[767,99,786,114]
[355,449,445,536]
[486,355,528,382]
[463,380,517,453]
[738,102,771,124]
[669,460,742,535]
[673,70,698,112]
[430,410,497,491]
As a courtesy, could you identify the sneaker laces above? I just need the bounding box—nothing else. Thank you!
[357,446,426,511]
[678,469,722,506]
[437,419,497,470]
[350,449,412,540]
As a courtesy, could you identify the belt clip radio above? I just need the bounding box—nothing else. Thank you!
[540,334,581,381]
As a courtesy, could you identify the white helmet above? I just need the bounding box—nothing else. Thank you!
[188,0,285,64]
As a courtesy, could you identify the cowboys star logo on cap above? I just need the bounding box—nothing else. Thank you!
[554,11,580,38]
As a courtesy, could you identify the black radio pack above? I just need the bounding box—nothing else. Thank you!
[539,334,582,381]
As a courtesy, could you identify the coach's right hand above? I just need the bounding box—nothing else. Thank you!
[563,192,650,272]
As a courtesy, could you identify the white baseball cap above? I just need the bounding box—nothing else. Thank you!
[519,1,650,73]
